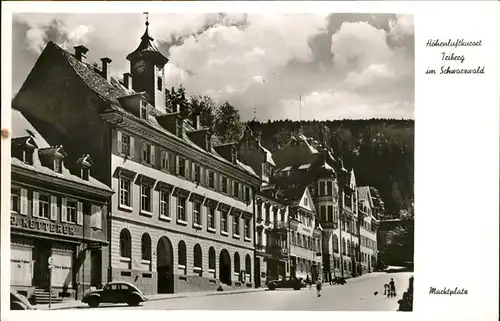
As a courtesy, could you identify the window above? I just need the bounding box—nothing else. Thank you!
[66,199,77,223]
[178,157,186,177]
[273,208,278,223]
[233,216,240,236]
[234,252,240,273]
[220,210,228,233]
[178,241,187,275]
[120,229,131,259]
[194,164,201,183]
[157,77,162,91]
[221,177,228,193]
[233,181,240,198]
[333,235,339,253]
[244,186,251,203]
[244,218,251,238]
[291,231,295,245]
[209,247,216,275]
[327,181,333,196]
[11,187,20,212]
[304,197,308,206]
[257,230,263,245]
[193,202,201,226]
[39,194,50,219]
[142,143,153,164]
[327,206,333,221]
[141,233,151,261]
[257,203,262,220]
[141,185,152,213]
[161,150,169,170]
[245,254,252,281]
[207,206,215,230]
[160,191,170,218]
[121,133,131,156]
[347,240,351,256]
[319,181,325,196]
[90,204,102,229]
[54,159,62,173]
[177,196,186,222]
[119,177,131,207]
[265,205,270,222]
[208,171,215,188]
[193,244,202,274]
[140,101,148,120]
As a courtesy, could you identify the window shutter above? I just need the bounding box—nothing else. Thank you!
[169,152,175,172]
[214,172,218,190]
[20,188,28,215]
[61,198,67,222]
[117,131,122,154]
[50,196,58,221]
[95,206,102,230]
[150,146,156,165]
[176,156,180,175]
[32,191,39,217]
[77,201,83,225]
[191,162,196,181]
[130,136,135,158]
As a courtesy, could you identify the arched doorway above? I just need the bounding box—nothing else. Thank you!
[157,236,174,293]
[219,249,231,285]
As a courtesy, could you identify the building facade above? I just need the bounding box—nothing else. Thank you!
[13,21,261,295]
[10,109,113,304]
[357,186,379,274]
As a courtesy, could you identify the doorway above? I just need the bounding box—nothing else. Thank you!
[254,257,261,288]
[219,249,231,285]
[33,240,51,289]
[90,249,102,287]
[157,237,174,293]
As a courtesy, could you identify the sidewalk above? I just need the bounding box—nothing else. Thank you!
[36,287,267,310]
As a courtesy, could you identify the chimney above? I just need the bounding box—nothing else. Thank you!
[123,73,133,90]
[101,57,112,82]
[74,45,89,62]
[192,114,201,129]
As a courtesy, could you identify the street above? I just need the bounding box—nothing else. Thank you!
[85,272,411,311]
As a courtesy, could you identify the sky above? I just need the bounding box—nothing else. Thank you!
[12,13,414,122]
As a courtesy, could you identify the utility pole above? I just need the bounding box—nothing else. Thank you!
[338,159,345,279]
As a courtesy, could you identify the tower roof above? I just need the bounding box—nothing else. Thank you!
[126,18,169,65]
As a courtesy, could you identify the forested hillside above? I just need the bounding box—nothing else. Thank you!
[167,86,414,217]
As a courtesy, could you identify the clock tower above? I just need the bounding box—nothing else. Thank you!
[126,16,169,113]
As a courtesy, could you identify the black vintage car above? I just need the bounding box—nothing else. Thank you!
[10,292,35,310]
[267,277,306,291]
[82,281,147,307]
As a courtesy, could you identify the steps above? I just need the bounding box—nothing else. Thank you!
[34,288,63,305]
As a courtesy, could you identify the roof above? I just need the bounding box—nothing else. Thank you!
[46,42,258,180]
[11,109,113,192]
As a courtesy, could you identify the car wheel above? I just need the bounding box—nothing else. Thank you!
[88,297,100,308]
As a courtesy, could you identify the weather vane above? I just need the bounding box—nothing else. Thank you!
[143,12,149,26]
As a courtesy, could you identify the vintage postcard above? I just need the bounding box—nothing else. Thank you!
[1,2,499,321]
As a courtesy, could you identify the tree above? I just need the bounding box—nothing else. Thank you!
[214,102,244,143]
[190,95,217,131]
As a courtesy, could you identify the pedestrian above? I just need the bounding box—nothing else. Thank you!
[306,275,311,290]
[316,278,322,297]
[384,283,389,295]
[389,278,396,297]
[397,292,411,311]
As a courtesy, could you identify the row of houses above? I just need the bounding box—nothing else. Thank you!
[9,20,384,303]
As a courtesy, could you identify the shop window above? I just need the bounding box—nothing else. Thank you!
[141,233,151,262]
[193,244,202,275]
[178,241,187,275]
[234,252,240,274]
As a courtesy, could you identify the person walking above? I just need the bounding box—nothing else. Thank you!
[389,278,396,297]
[306,275,311,290]
[316,278,323,297]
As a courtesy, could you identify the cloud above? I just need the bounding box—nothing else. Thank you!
[12,13,414,121]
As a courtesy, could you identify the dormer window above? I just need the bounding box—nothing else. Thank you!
[76,154,93,181]
[12,136,37,165]
[140,100,148,120]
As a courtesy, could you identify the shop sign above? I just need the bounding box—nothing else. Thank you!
[11,215,75,236]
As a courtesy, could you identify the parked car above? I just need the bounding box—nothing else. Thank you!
[267,277,306,290]
[82,281,147,308]
[10,292,35,310]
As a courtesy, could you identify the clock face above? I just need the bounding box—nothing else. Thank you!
[134,60,146,73]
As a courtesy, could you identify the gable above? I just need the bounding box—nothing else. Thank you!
[298,188,316,213]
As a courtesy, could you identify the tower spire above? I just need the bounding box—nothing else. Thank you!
[144,12,149,26]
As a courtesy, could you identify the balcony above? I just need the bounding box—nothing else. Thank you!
[321,221,338,229]
[266,245,290,258]
[270,221,288,233]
